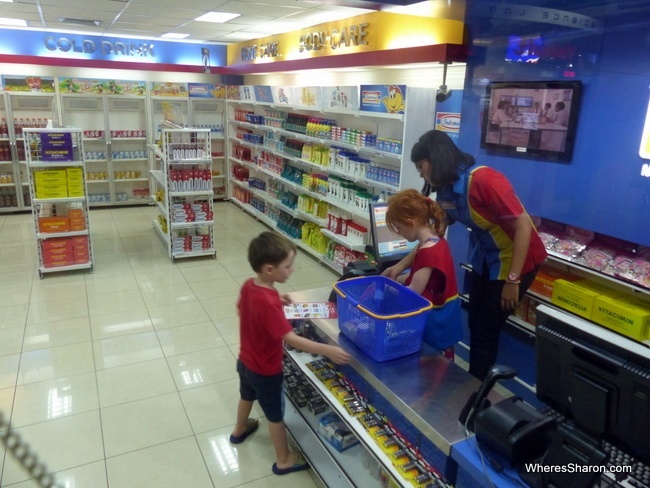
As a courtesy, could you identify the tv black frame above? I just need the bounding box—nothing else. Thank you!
[480,80,583,163]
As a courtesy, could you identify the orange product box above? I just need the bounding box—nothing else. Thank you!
[526,299,539,326]
[41,238,73,251]
[67,208,84,218]
[529,266,578,298]
[69,217,86,231]
[514,296,528,321]
[38,216,70,233]
[74,253,90,264]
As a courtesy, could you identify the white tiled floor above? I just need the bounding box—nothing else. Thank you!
[0,202,340,488]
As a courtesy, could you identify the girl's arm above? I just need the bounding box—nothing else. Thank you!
[406,266,433,296]
[381,246,417,280]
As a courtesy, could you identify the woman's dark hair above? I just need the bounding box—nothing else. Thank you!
[410,130,475,194]
[497,100,510,109]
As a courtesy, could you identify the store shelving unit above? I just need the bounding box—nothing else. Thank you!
[60,94,150,206]
[0,91,57,212]
[23,128,93,278]
[189,97,227,201]
[148,125,216,261]
[225,86,433,274]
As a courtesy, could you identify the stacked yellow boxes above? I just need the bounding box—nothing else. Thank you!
[66,167,85,197]
[34,170,68,199]
[551,278,650,341]
[33,168,85,198]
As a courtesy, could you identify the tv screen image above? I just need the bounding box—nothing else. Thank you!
[481,80,582,163]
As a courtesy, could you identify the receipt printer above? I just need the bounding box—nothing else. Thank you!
[473,396,556,467]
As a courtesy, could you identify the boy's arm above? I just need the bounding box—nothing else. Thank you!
[283,330,352,365]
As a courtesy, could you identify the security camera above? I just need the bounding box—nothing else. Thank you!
[436,85,451,103]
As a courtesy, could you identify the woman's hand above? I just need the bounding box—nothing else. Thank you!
[501,282,519,311]
[381,265,400,281]
[280,294,293,306]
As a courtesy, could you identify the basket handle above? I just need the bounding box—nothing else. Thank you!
[356,303,433,320]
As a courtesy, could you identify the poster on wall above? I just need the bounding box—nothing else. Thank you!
[59,78,146,95]
[239,85,255,102]
[2,76,55,93]
[253,86,274,104]
[188,83,226,99]
[226,86,241,100]
[322,86,359,111]
[360,85,407,115]
[150,82,188,97]
[294,87,321,109]
[272,86,295,106]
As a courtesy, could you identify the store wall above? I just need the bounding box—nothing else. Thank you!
[0,64,222,85]
[458,0,650,247]
[242,64,467,91]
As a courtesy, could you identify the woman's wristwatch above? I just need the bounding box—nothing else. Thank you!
[506,272,521,284]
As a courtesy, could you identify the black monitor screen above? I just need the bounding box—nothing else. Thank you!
[535,304,650,460]
[369,202,417,268]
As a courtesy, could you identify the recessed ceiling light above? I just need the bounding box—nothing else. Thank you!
[195,12,240,23]
[161,33,190,39]
[58,17,101,27]
[0,17,26,26]
[0,1,15,3]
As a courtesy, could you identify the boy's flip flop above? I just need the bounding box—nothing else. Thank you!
[272,460,310,475]
[229,418,259,444]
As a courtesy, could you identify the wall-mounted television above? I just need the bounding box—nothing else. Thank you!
[480,80,582,163]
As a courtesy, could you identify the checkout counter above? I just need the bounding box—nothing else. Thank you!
[284,287,506,488]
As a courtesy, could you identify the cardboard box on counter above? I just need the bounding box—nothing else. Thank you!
[318,412,359,452]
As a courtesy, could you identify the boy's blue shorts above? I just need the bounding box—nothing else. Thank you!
[236,360,284,423]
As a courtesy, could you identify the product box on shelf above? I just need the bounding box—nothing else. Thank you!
[591,294,650,341]
[41,237,73,251]
[42,245,75,267]
[38,216,70,233]
[317,412,359,452]
[529,266,578,298]
[551,279,624,320]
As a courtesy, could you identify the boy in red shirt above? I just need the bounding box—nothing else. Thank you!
[230,231,351,475]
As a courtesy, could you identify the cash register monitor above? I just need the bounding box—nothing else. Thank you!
[369,201,418,271]
[535,304,650,461]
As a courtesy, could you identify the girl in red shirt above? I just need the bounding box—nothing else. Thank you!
[384,189,463,360]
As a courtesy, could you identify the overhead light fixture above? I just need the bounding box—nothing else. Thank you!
[195,12,240,23]
[0,1,15,3]
[436,62,452,103]
[161,33,190,39]
[0,17,26,26]
[58,17,101,27]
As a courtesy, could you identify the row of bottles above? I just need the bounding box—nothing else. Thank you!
[0,140,26,160]
[0,118,48,138]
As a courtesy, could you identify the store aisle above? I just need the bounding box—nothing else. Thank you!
[0,202,339,488]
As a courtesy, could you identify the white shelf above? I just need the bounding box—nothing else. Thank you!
[86,180,110,184]
[115,178,149,183]
[33,196,86,204]
[286,350,410,488]
[152,218,170,245]
[28,161,84,168]
[148,127,216,261]
[40,262,92,274]
[37,230,89,239]
[320,229,367,252]
[171,249,216,259]
[170,220,215,229]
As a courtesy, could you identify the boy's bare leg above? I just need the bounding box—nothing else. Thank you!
[232,399,254,437]
[268,420,301,469]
